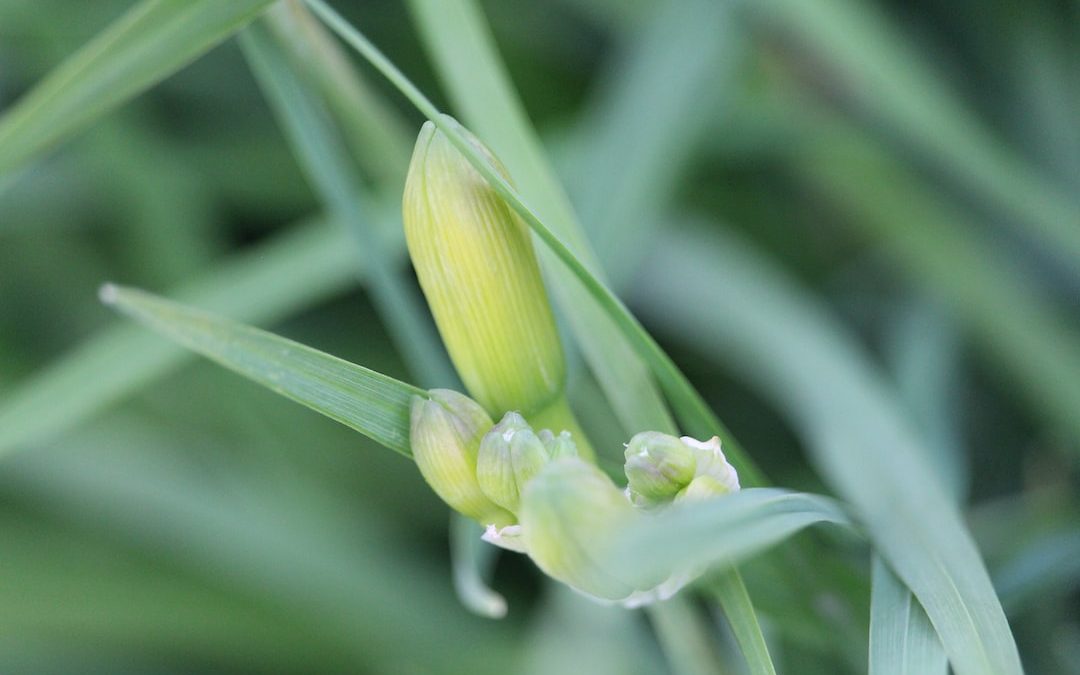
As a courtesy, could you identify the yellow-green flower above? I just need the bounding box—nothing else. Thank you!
[403,118,564,419]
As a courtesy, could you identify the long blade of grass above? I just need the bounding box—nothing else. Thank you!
[100,285,423,456]
[630,225,1022,675]
[239,19,455,388]
[751,0,1080,276]
[563,0,739,286]
[707,569,775,675]
[794,118,1080,451]
[405,0,675,438]
[0,0,277,176]
[608,489,852,583]
[869,556,948,675]
[0,220,358,455]
[649,597,731,675]
[267,0,413,191]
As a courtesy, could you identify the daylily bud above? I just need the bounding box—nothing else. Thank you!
[520,458,640,602]
[410,390,512,526]
[476,412,549,514]
[624,433,739,508]
[403,118,565,418]
[624,431,697,508]
[539,428,579,460]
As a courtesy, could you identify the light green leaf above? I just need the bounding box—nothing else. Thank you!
[239,18,455,388]
[630,225,1022,675]
[100,284,422,456]
[794,121,1080,452]
[0,0,278,176]
[870,556,948,675]
[0,220,358,455]
[607,488,852,583]
[751,0,1080,274]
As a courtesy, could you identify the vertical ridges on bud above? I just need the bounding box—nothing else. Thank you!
[403,118,565,418]
[409,390,512,526]
[476,411,550,514]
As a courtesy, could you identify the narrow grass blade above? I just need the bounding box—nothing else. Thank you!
[870,557,948,675]
[708,569,776,675]
[404,0,676,439]
[100,285,423,456]
[0,0,277,176]
[648,598,731,675]
[630,226,1022,675]
[795,121,1080,452]
[607,489,852,583]
[239,20,455,388]
[450,514,507,619]
[564,0,739,286]
[267,0,412,191]
[304,0,765,487]
[0,221,358,455]
[752,0,1080,275]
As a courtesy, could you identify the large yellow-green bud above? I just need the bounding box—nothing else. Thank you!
[403,117,564,419]
[410,389,513,527]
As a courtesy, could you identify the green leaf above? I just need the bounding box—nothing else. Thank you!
[0,220,358,455]
[563,0,740,287]
[100,284,423,456]
[629,225,1022,675]
[794,121,1080,452]
[239,18,455,388]
[870,557,948,675]
[751,0,1080,275]
[0,0,278,176]
[607,488,852,583]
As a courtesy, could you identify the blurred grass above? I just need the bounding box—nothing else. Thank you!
[0,0,1077,672]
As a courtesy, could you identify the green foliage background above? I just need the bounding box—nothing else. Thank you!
[0,0,1078,672]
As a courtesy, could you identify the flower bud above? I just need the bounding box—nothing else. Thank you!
[476,412,550,514]
[624,433,739,509]
[624,431,697,508]
[410,390,512,526]
[403,118,565,418]
[538,428,579,460]
[520,458,640,602]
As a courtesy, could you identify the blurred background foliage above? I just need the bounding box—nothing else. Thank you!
[0,0,1078,672]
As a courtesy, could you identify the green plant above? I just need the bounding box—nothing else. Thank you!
[2,0,1077,673]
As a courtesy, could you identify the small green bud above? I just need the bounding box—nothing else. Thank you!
[539,428,579,460]
[410,390,512,526]
[624,431,697,508]
[403,118,565,417]
[624,433,739,508]
[520,458,639,602]
[477,412,550,514]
